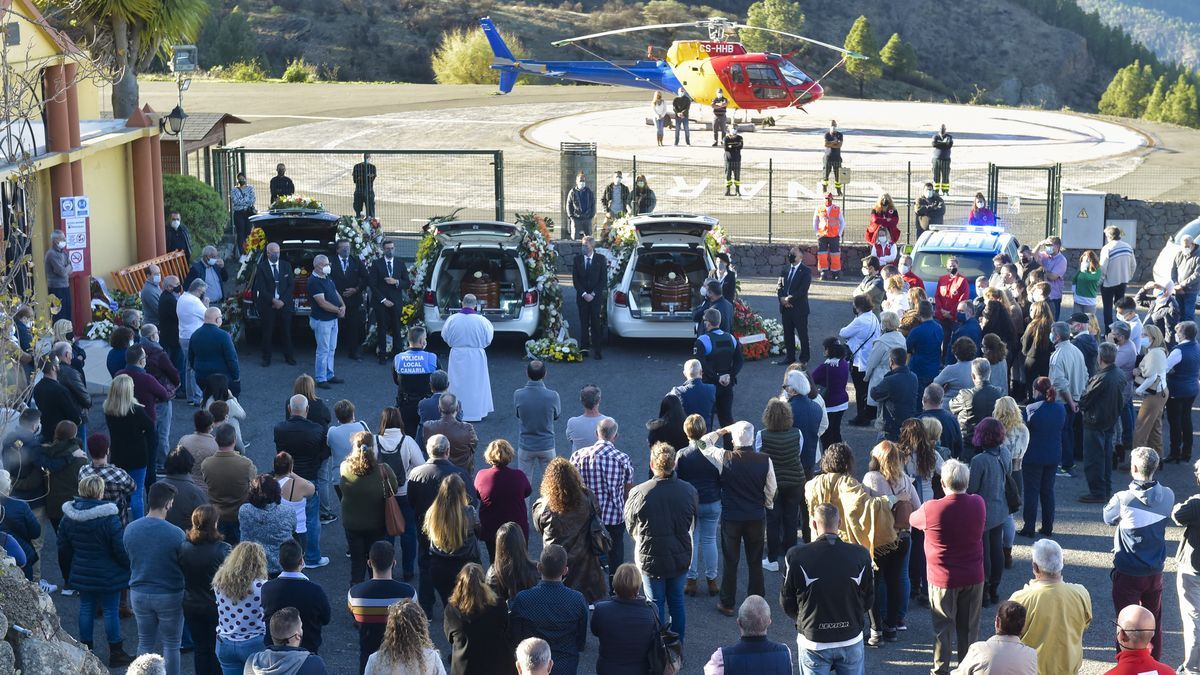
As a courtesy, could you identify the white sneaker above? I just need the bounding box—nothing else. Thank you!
[306,556,331,569]
[61,588,77,597]
[38,580,58,593]
[761,559,779,572]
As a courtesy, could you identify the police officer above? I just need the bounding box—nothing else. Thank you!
[822,120,843,196]
[393,326,440,438]
[723,126,743,197]
[711,89,729,146]
[694,307,743,427]
[932,124,953,195]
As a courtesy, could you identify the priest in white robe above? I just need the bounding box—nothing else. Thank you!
[442,293,495,422]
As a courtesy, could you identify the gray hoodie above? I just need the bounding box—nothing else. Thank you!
[244,646,327,675]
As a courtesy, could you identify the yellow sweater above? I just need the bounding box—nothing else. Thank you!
[1010,578,1093,675]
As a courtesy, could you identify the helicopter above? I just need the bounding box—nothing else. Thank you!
[481,16,866,117]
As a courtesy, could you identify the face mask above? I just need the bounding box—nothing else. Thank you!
[206,258,216,266]
[719,262,728,272]
[613,176,621,185]
[899,264,911,274]
[65,332,74,341]
[55,240,66,250]
[384,249,395,259]
[1044,246,1055,255]
[337,248,350,258]
[637,181,645,188]
[878,236,890,246]
[788,252,798,263]
[267,253,280,263]
[151,274,161,284]
[237,179,246,186]
[170,220,180,229]
[956,312,967,323]
[948,266,958,275]
[926,190,935,198]
[862,266,871,275]
[320,265,332,276]
[576,181,585,188]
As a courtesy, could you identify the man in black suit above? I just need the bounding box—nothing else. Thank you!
[571,236,607,360]
[692,279,733,335]
[776,243,812,365]
[252,242,296,367]
[157,275,184,393]
[330,238,369,361]
[31,359,81,443]
[369,239,410,364]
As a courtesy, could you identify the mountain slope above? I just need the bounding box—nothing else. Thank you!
[1075,0,1200,71]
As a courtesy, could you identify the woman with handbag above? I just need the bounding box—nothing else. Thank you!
[376,407,424,578]
[966,417,1014,607]
[340,432,399,584]
[861,440,920,645]
[532,457,609,603]
[811,337,850,446]
[861,310,903,425]
[424,474,481,609]
[841,295,882,426]
[590,563,659,674]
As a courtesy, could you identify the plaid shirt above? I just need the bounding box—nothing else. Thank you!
[78,463,136,520]
[570,441,633,525]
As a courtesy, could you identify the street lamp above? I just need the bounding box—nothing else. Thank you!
[169,45,198,175]
[161,105,187,136]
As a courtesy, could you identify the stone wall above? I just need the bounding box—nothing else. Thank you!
[1105,195,1200,283]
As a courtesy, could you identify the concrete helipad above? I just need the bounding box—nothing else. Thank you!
[526,98,1149,169]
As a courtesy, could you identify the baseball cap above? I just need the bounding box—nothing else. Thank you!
[1068,312,1089,324]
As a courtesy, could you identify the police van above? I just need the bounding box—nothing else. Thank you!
[910,224,1021,298]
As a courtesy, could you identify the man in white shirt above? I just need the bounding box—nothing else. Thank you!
[565,384,612,453]
[176,279,208,404]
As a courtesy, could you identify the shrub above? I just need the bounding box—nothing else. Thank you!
[162,174,227,252]
[282,58,318,83]
[431,26,526,85]
[225,59,267,82]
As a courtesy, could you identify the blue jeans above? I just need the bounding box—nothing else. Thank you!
[216,634,265,675]
[1121,400,1135,449]
[78,591,121,645]
[127,467,147,520]
[1022,463,1056,534]
[799,641,865,675]
[1060,405,1075,470]
[304,491,322,564]
[309,318,338,383]
[318,458,337,519]
[78,421,89,453]
[1182,292,1197,324]
[155,400,172,470]
[396,494,417,577]
[131,590,184,675]
[689,501,720,581]
[674,117,690,144]
[167,345,186,397]
[642,573,687,641]
[180,338,202,403]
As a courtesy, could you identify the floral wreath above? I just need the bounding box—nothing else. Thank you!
[270,195,323,211]
[599,217,783,360]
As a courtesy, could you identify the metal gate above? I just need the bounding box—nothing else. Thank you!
[209,147,505,240]
[986,163,1062,243]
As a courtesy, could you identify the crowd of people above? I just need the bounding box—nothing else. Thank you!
[8,217,1200,675]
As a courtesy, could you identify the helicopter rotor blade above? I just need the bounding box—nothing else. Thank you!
[552,22,699,47]
[730,23,869,60]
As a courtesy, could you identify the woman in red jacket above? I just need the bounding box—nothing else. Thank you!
[866,194,901,245]
[936,258,970,360]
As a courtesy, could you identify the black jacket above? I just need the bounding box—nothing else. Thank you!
[269,175,295,202]
[624,476,698,579]
[185,260,228,294]
[159,290,181,349]
[951,384,1004,448]
[1175,493,1200,571]
[778,263,812,314]
[179,539,231,619]
[273,416,327,480]
[252,256,296,313]
[368,255,409,308]
[32,377,81,443]
[1080,363,1125,430]
[869,366,920,440]
[590,598,658,674]
[693,329,742,384]
[692,296,733,334]
[781,533,874,646]
[572,253,607,301]
[262,575,332,654]
[330,254,369,310]
[165,225,192,262]
[916,194,946,224]
[443,599,515,675]
[408,458,475,527]
[723,134,743,162]
[106,409,156,472]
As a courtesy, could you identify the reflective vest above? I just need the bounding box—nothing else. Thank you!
[816,205,842,238]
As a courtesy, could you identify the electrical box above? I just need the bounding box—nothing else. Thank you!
[1105,219,1138,251]
[1061,191,1106,250]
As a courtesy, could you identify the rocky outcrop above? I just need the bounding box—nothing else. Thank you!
[0,557,107,675]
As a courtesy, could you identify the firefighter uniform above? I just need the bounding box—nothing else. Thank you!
[393,348,439,437]
[723,131,743,196]
[822,128,844,195]
[813,199,846,280]
[712,93,729,145]
[932,130,953,195]
[693,328,742,428]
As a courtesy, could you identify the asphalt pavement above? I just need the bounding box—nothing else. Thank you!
[45,275,1200,674]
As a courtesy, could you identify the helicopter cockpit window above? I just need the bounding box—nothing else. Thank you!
[745,64,782,86]
[729,66,744,85]
[778,60,813,86]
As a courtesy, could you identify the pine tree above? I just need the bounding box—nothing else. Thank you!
[1142,75,1167,122]
[1162,74,1200,128]
[1098,60,1153,118]
[740,0,805,54]
[843,15,882,97]
[879,32,915,76]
